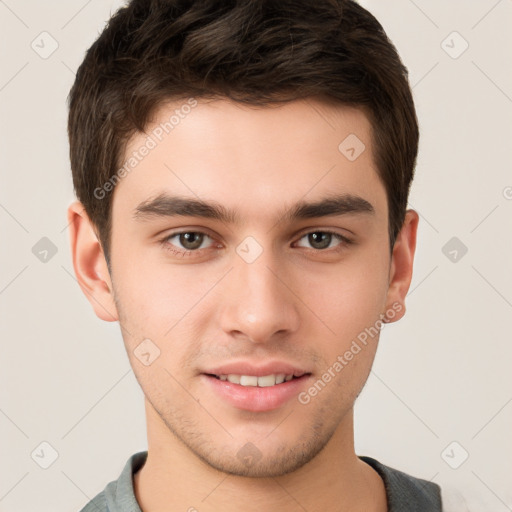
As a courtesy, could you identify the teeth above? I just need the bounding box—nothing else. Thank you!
[257,375,276,387]
[221,374,296,387]
[240,375,258,386]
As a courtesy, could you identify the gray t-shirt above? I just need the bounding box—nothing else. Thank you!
[79,451,443,511]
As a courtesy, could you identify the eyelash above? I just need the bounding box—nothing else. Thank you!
[159,229,353,258]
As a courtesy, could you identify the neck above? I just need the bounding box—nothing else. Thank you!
[134,400,387,512]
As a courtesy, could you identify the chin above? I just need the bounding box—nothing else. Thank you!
[191,427,332,478]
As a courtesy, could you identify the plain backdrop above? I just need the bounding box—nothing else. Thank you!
[0,1,511,511]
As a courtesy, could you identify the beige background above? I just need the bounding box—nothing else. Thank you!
[0,1,511,510]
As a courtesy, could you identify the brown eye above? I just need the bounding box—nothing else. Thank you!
[179,232,204,250]
[163,231,213,253]
[307,232,332,249]
[296,231,345,250]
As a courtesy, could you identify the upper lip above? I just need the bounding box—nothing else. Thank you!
[203,361,311,377]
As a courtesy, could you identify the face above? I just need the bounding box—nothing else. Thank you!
[75,97,415,478]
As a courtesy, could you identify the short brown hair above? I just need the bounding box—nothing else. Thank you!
[67,0,418,266]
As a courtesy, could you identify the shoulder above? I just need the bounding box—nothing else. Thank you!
[78,491,108,512]
[359,455,443,511]
[77,451,148,512]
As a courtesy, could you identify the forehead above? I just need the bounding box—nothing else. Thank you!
[113,97,386,222]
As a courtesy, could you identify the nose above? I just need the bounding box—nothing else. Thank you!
[218,249,300,344]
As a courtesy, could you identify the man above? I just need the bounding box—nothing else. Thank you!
[67,0,443,510]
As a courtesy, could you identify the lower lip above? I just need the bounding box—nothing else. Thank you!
[202,374,311,412]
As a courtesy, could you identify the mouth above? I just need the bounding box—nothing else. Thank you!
[201,367,312,412]
[206,372,307,387]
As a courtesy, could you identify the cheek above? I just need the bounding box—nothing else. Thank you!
[111,250,220,369]
[296,257,390,346]
[112,248,201,323]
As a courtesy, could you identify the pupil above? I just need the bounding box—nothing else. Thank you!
[180,232,203,250]
[309,232,331,249]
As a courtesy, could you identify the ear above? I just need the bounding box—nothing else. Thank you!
[67,201,119,322]
[383,209,419,323]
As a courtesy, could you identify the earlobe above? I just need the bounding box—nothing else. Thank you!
[383,209,419,324]
[67,201,119,322]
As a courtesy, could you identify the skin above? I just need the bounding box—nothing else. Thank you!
[68,97,418,512]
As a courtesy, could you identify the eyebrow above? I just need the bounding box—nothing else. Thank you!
[133,192,374,224]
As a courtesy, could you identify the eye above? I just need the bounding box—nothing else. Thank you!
[163,231,214,252]
[295,230,350,250]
